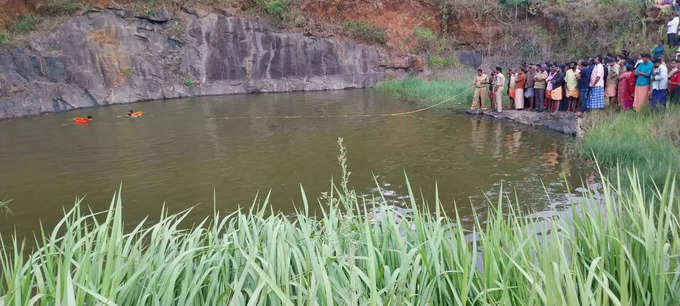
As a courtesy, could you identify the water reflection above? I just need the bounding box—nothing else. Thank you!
[0,90,590,237]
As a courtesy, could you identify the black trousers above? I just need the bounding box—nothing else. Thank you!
[670,87,680,104]
[668,33,677,47]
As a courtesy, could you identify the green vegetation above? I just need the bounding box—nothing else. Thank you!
[430,0,652,59]
[0,31,9,44]
[36,0,81,17]
[412,26,459,70]
[377,78,475,108]
[413,26,438,54]
[263,0,287,19]
[1,165,679,304]
[8,14,37,36]
[428,55,459,70]
[582,106,680,186]
[342,20,388,45]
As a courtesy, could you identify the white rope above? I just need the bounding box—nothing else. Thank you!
[214,87,473,120]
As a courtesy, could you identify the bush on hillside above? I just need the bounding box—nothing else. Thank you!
[413,26,440,54]
[430,0,653,59]
[36,0,81,17]
[429,55,459,69]
[0,31,9,44]
[263,0,287,19]
[342,20,388,45]
[8,14,37,35]
[412,26,460,70]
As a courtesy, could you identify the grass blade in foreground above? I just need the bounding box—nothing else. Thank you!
[1,170,679,305]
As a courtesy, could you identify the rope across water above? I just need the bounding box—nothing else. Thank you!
[213,87,473,120]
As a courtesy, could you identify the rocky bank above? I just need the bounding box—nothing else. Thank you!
[0,7,418,119]
[465,109,583,136]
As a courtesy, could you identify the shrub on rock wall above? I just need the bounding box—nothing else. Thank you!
[342,20,388,45]
[263,0,287,19]
[36,0,81,17]
[431,0,655,58]
[0,31,9,44]
[8,14,37,35]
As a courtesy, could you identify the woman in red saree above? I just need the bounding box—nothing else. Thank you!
[617,67,635,110]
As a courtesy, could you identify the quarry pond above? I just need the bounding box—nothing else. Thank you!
[0,89,591,237]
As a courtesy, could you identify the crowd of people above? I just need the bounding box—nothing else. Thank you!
[470,52,680,114]
[469,14,680,114]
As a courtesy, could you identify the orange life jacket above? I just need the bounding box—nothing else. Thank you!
[75,117,91,124]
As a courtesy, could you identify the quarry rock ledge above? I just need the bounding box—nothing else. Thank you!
[0,8,418,119]
[465,109,583,136]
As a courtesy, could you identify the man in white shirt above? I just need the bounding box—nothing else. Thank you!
[493,67,506,113]
[651,58,669,111]
[667,14,679,47]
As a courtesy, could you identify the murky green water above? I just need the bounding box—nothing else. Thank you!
[0,90,589,237]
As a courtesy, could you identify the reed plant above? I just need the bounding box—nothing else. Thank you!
[1,165,679,304]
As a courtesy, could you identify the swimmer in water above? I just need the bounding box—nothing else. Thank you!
[126,110,143,118]
[75,115,93,123]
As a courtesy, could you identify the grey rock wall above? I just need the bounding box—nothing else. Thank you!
[0,8,414,119]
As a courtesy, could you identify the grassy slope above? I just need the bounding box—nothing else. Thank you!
[582,106,680,186]
[377,77,476,109]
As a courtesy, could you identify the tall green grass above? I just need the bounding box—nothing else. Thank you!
[377,77,475,108]
[582,106,680,186]
[0,199,10,216]
[1,168,679,304]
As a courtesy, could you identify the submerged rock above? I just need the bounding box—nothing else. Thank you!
[0,8,416,119]
[465,109,583,136]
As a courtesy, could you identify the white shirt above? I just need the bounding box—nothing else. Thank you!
[652,64,668,90]
[668,17,679,34]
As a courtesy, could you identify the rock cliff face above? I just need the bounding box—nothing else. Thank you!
[0,8,415,119]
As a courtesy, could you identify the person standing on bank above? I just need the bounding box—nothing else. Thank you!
[588,56,606,110]
[534,65,547,112]
[550,66,565,112]
[634,53,654,111]
[515,68,527,110]
[545,66,556,111]
[525,65,536,110]
[471,69,489,110]
[618,64,636,110]
[605,58,620,108]
[487,69,496,101]
[651,58,668,111]
[669,59,680,104]
[668,13,679,47]
[508,68,517,109]
[653,41,665,61]
[493,67,506,112]
[565,62,580,112]
[577,59,593,114]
